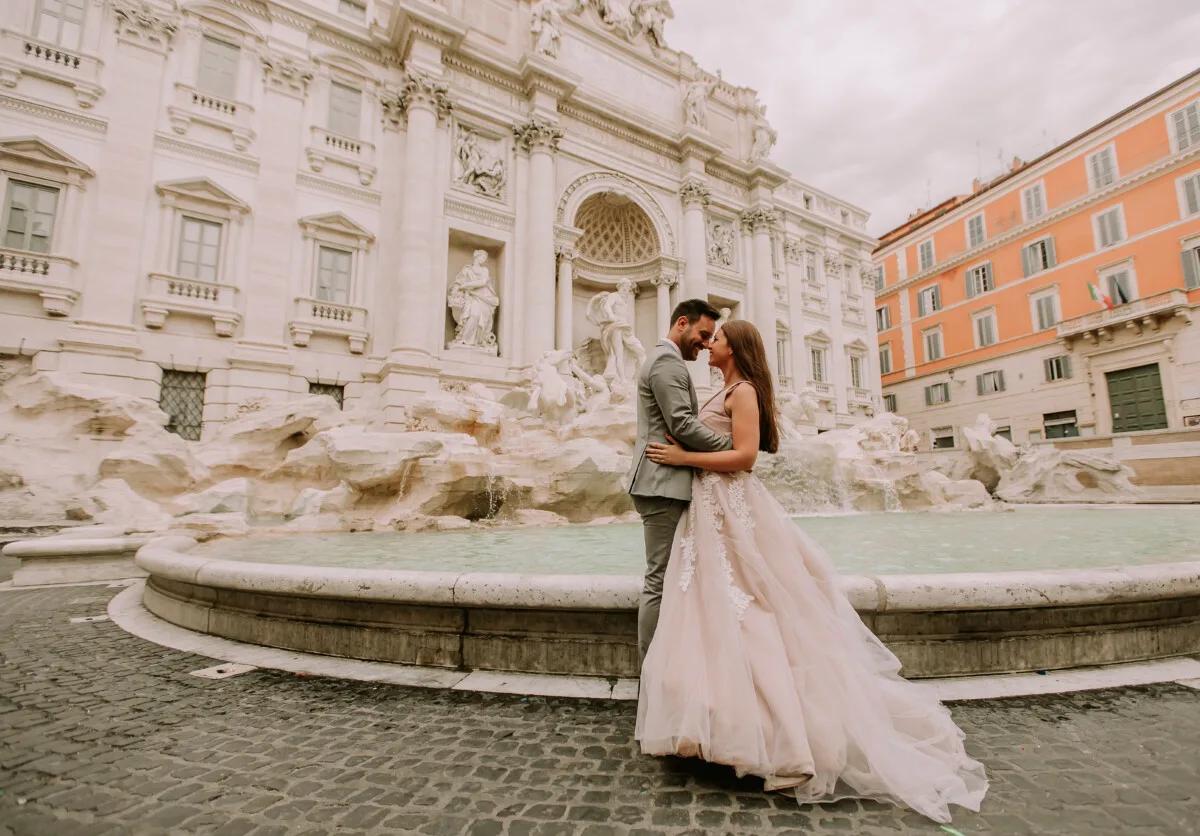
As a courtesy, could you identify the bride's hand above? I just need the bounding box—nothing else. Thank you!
[646,435,687,466]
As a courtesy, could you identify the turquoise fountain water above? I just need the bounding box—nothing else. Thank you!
[201,506,1200,576]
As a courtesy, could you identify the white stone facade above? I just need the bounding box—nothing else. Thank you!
[0,0,878,437]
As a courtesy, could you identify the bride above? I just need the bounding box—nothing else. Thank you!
[637,319,988,824]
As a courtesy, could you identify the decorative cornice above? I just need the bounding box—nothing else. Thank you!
[260,52,314,98]
[443,193,515,231]
[154,133,259,174]
[0,94,107,135]
[442,53,524,98]
[296,171,381,205]
[111,0,179,52]
[512,116,563,153]
[679,179,711,208]
[310,25,384,65]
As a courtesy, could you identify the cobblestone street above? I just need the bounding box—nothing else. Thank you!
[1,584,1197,835]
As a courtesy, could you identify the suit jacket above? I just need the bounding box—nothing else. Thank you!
[627,340,733,502]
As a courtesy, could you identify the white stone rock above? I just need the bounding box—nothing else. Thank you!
[512,509,570,527]
[288,483,357,518]
[180,478,251,515]
[98,432,210,497]
[86,479,175,532]
[196,396,346,474]
[274,426,444,492]
[169,513,251,540]
[433,515,473,531]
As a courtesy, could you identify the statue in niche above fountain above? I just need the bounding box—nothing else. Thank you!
[587,278,646,386]
[455,128,505,198]
[447,250,499,351]
[749,103,777,162]
[530,0,569,57]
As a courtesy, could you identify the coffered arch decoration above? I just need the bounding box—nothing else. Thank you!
[574,193,659,265]
[557,170,677,257]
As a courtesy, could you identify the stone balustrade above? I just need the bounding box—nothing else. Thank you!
[0,246,78,316]
[289,295,369,354]
[140,272,240,336]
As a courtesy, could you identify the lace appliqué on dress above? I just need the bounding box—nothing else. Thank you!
[676,472,753,621]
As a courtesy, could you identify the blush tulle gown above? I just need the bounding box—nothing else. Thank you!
[635,381,988,823]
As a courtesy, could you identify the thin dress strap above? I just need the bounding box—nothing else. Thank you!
[700,379,753,411]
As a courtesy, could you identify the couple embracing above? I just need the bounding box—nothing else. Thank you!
[626,298,988,824]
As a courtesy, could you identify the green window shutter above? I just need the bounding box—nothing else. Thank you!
[1043,358,1052,381]
[1184,248,1200,290]
[965,271,975,298]
[1045,237,1057,268]
[975,374,983,396]
[984,262,994,290]
[1062,357,1072,379]
[917,292,926,316]
[1185,175,1200,216]
[1021,244,1033,277]
[997,370,1006,391]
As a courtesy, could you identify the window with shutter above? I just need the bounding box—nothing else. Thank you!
[328,82,362,138]
[873,266,884,292]
[1181,172,1200,217]
[925,384,950,406]
[1095,207,1124,248]
[1171,102,1200,151]
[36,0,86,49]
[1022,238,1055,276]
[198,36,240,99]
[879,344,892,375]
[966,214,985,248]
[1045,355,1072,382]
[883,393,896,413]
[875,306,891,330]
[1088,147,1117,190]
[177,217,222,281]
[966,263,994,297]
[1022,183,1046,221]
[977,370,1005,395]
[1183,246,1200,290]
[973,311,997,347]
[1105,270,1134,305]
[3,180,60,253]
[923,329,942,361]
[315,246,353,303]
[918,239,934,271]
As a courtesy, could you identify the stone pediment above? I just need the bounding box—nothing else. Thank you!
[0,137,94,177]
[156,178,249,211]
[845,337,870,351]
[805,328,831,344]
[299,212,374,243]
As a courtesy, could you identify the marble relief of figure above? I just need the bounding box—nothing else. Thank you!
[707,219,735,268]
[587,278,646,385]
[448,250,499,350]
[455,128,505,198]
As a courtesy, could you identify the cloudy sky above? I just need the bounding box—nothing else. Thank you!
[668,0,1200,238]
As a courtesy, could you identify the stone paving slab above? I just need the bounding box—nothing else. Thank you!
[1,585,1198,835]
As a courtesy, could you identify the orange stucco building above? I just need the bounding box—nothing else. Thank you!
[872,68,1200,451]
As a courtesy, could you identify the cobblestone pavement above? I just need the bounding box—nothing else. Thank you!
[1,586,1197,835]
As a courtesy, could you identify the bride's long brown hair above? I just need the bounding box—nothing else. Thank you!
[720,319,780,454]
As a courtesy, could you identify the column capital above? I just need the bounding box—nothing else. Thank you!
[651,271,678,288]
[513,116,563,153]
[739,207,779,233]
[679,179,711,208]
[382,70,452,125]
[555,243,576,260]
[261,51,314,98]
[823,252,845,276]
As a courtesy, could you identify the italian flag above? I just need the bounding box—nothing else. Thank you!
[1088,282,1114,310]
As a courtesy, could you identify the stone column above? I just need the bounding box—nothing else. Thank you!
[825,252,849,416]
[555,244,575,351]
[390,71,450,364]
[679,179,710,302]
[743,208,780,376]
[513,117,563,363]
[652,271,678,335]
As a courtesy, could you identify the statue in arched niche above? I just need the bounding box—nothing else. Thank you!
[587,278,646,385]
[447,250,499,351]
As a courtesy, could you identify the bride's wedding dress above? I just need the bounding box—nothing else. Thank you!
[636,381,988,823]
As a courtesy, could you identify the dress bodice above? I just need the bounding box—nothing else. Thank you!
[698,380,750,435]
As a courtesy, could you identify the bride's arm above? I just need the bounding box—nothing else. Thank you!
[645,385,760,472]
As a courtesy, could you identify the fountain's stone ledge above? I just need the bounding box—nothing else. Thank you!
[0,369,1140,540]
[131,536,1200,680]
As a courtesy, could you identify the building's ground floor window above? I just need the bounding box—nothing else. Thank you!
[1043,409,1079,439]
[931,426,956,449]
[309,381,345,409]
[160,369,206,440]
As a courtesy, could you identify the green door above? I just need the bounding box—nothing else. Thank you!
[1106,363,1167,433]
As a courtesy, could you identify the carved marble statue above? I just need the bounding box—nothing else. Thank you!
[455,128,505,198]
[586,278,645,385]
[447,250,499,350]
[593,0,636,37]
[749,104,777,162]
[527,349,578,424]
[683,72,719,129]
[530,0,569,58]
[707,219,735,268]
[630,0,672,47]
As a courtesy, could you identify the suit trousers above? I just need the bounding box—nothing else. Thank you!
[633,493,688,664]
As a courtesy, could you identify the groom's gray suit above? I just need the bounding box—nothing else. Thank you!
[627,339,732,661]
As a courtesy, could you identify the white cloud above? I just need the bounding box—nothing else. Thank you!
[667,0,1200,237]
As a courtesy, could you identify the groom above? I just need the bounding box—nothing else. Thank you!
[627,299,732,662]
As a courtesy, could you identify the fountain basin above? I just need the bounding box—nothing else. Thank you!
[136,513,1200,678]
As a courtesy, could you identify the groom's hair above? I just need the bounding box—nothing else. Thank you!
[670,298,721,326]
